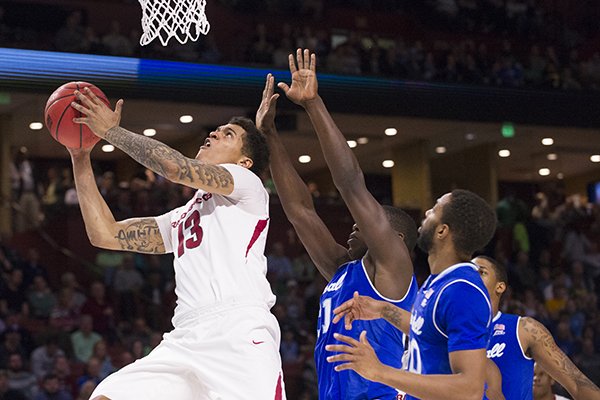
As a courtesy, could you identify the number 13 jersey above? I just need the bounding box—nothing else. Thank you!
[155,164,276,320]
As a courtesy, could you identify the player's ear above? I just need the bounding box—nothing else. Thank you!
[437,224,449,238]
[238,157,253,170]
[496,281,507,296]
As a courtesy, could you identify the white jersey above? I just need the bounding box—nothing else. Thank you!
[155,164,275,321]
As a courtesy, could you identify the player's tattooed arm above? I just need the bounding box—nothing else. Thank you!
[522,317,600,399]
[381,303,411,334]
[104,126,234,195]
[113,218,166,254]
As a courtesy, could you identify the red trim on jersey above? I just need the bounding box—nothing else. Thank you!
[274,372,283,400]
[245,218,268,258]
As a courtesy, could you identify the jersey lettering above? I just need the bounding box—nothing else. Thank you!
[407,338,422,373]
[177,210,204,257]
[487,342,506,359]
[317,297,332,337]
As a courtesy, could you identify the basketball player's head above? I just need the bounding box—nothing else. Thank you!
[195,116,269,176]
[417,189,496,258]
[347,206,418,260]
[472,255,507,302]
[533,363,557,399]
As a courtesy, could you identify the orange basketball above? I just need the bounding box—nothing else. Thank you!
[44,81,110,149]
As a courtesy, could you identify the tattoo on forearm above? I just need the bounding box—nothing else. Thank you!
[523,318,600,392]
[382,304,406,332]
[114,219,165,254]
[105,127,233,189]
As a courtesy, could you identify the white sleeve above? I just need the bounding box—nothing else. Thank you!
[154,210,175,254]
[221,164,268,216]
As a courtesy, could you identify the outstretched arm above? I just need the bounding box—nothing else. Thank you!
[332,292,411,334]
[326,332,487,400]
[522,317,600,399]
[70,148,165,254]
[71,88,235,196]
[257,74,348,280]
[279,49,413,299]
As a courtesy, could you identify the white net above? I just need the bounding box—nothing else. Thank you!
[138,0,210,46]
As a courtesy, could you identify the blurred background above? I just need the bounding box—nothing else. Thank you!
[1,0,600,399]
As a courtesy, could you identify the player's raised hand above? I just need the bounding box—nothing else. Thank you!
[326,331,384,382]
[256,73,280,135]
[278,48,318,107]
[72,87,123,138]
[332,291,386,330]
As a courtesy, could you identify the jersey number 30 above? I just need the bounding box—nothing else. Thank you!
[177,210,203,257]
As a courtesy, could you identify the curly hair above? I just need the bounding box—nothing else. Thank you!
[441,189,496,257]
[382,206,418,251]
[228,116,270,176]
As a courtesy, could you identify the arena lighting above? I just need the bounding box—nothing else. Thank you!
[298,155,311,164]
[29,122,43,130]
[547,153,558,161]
[102,144,115,153]
[384,128,397,136]
[501,122,514,138]
[591,155,600,163]
[498,149,511,158]
[143,128,157,136]
[179,115,193,123]
[465,133,476,141]
[357,137,369,144]
[382,160,395,168]
[435,146,447,154]
[347,140,357,148]
[541,138,554,146]
[557,172,564,179]
[538,168,551,176]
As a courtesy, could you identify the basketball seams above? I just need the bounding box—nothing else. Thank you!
[45,81,110,149]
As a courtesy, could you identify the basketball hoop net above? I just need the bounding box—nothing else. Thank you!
[138,0,210,46]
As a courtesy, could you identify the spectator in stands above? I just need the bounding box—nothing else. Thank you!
[49,289,80,335]
[112,254,143,319]
[575,338,600,385]
[70,315,101,364]
[50,355,74,396]
[41,167,65,216]
[75,380,96,400]
[140,271,165,331]
[0,328,28,369]
[58,273,85,311]
[266,242,294,290]
[54,11,86,53]
[80,281,114,337]
[6,352,37,399]
[75,356,102,391]
[0,269,28,316]
[12,148,42,233]
[30,335,65,380]
[102,21,133,56]
[34,373,72,400]
[0,368,27,400]
[280,328,300,364]
[27,276,56,320]
[20,248,48,289]
[90,340,114,380]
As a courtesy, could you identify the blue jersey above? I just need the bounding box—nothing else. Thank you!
[487,312,534,400]
[316,258,417,400]
[405,263,491,400]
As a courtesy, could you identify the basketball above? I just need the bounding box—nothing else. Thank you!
[44,81,110,149]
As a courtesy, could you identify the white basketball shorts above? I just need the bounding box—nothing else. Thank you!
[90,300,286,400]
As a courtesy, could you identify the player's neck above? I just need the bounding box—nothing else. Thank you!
[491,299,500,316]
[427,250,467,275]
[535,390,556,400]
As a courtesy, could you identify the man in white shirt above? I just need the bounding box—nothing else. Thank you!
[68,87,285,399]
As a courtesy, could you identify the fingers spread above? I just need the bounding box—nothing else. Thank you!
[333,332,359,346]
[288,54,297,73]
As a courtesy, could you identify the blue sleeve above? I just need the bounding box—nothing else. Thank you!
[434,281,491,353]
